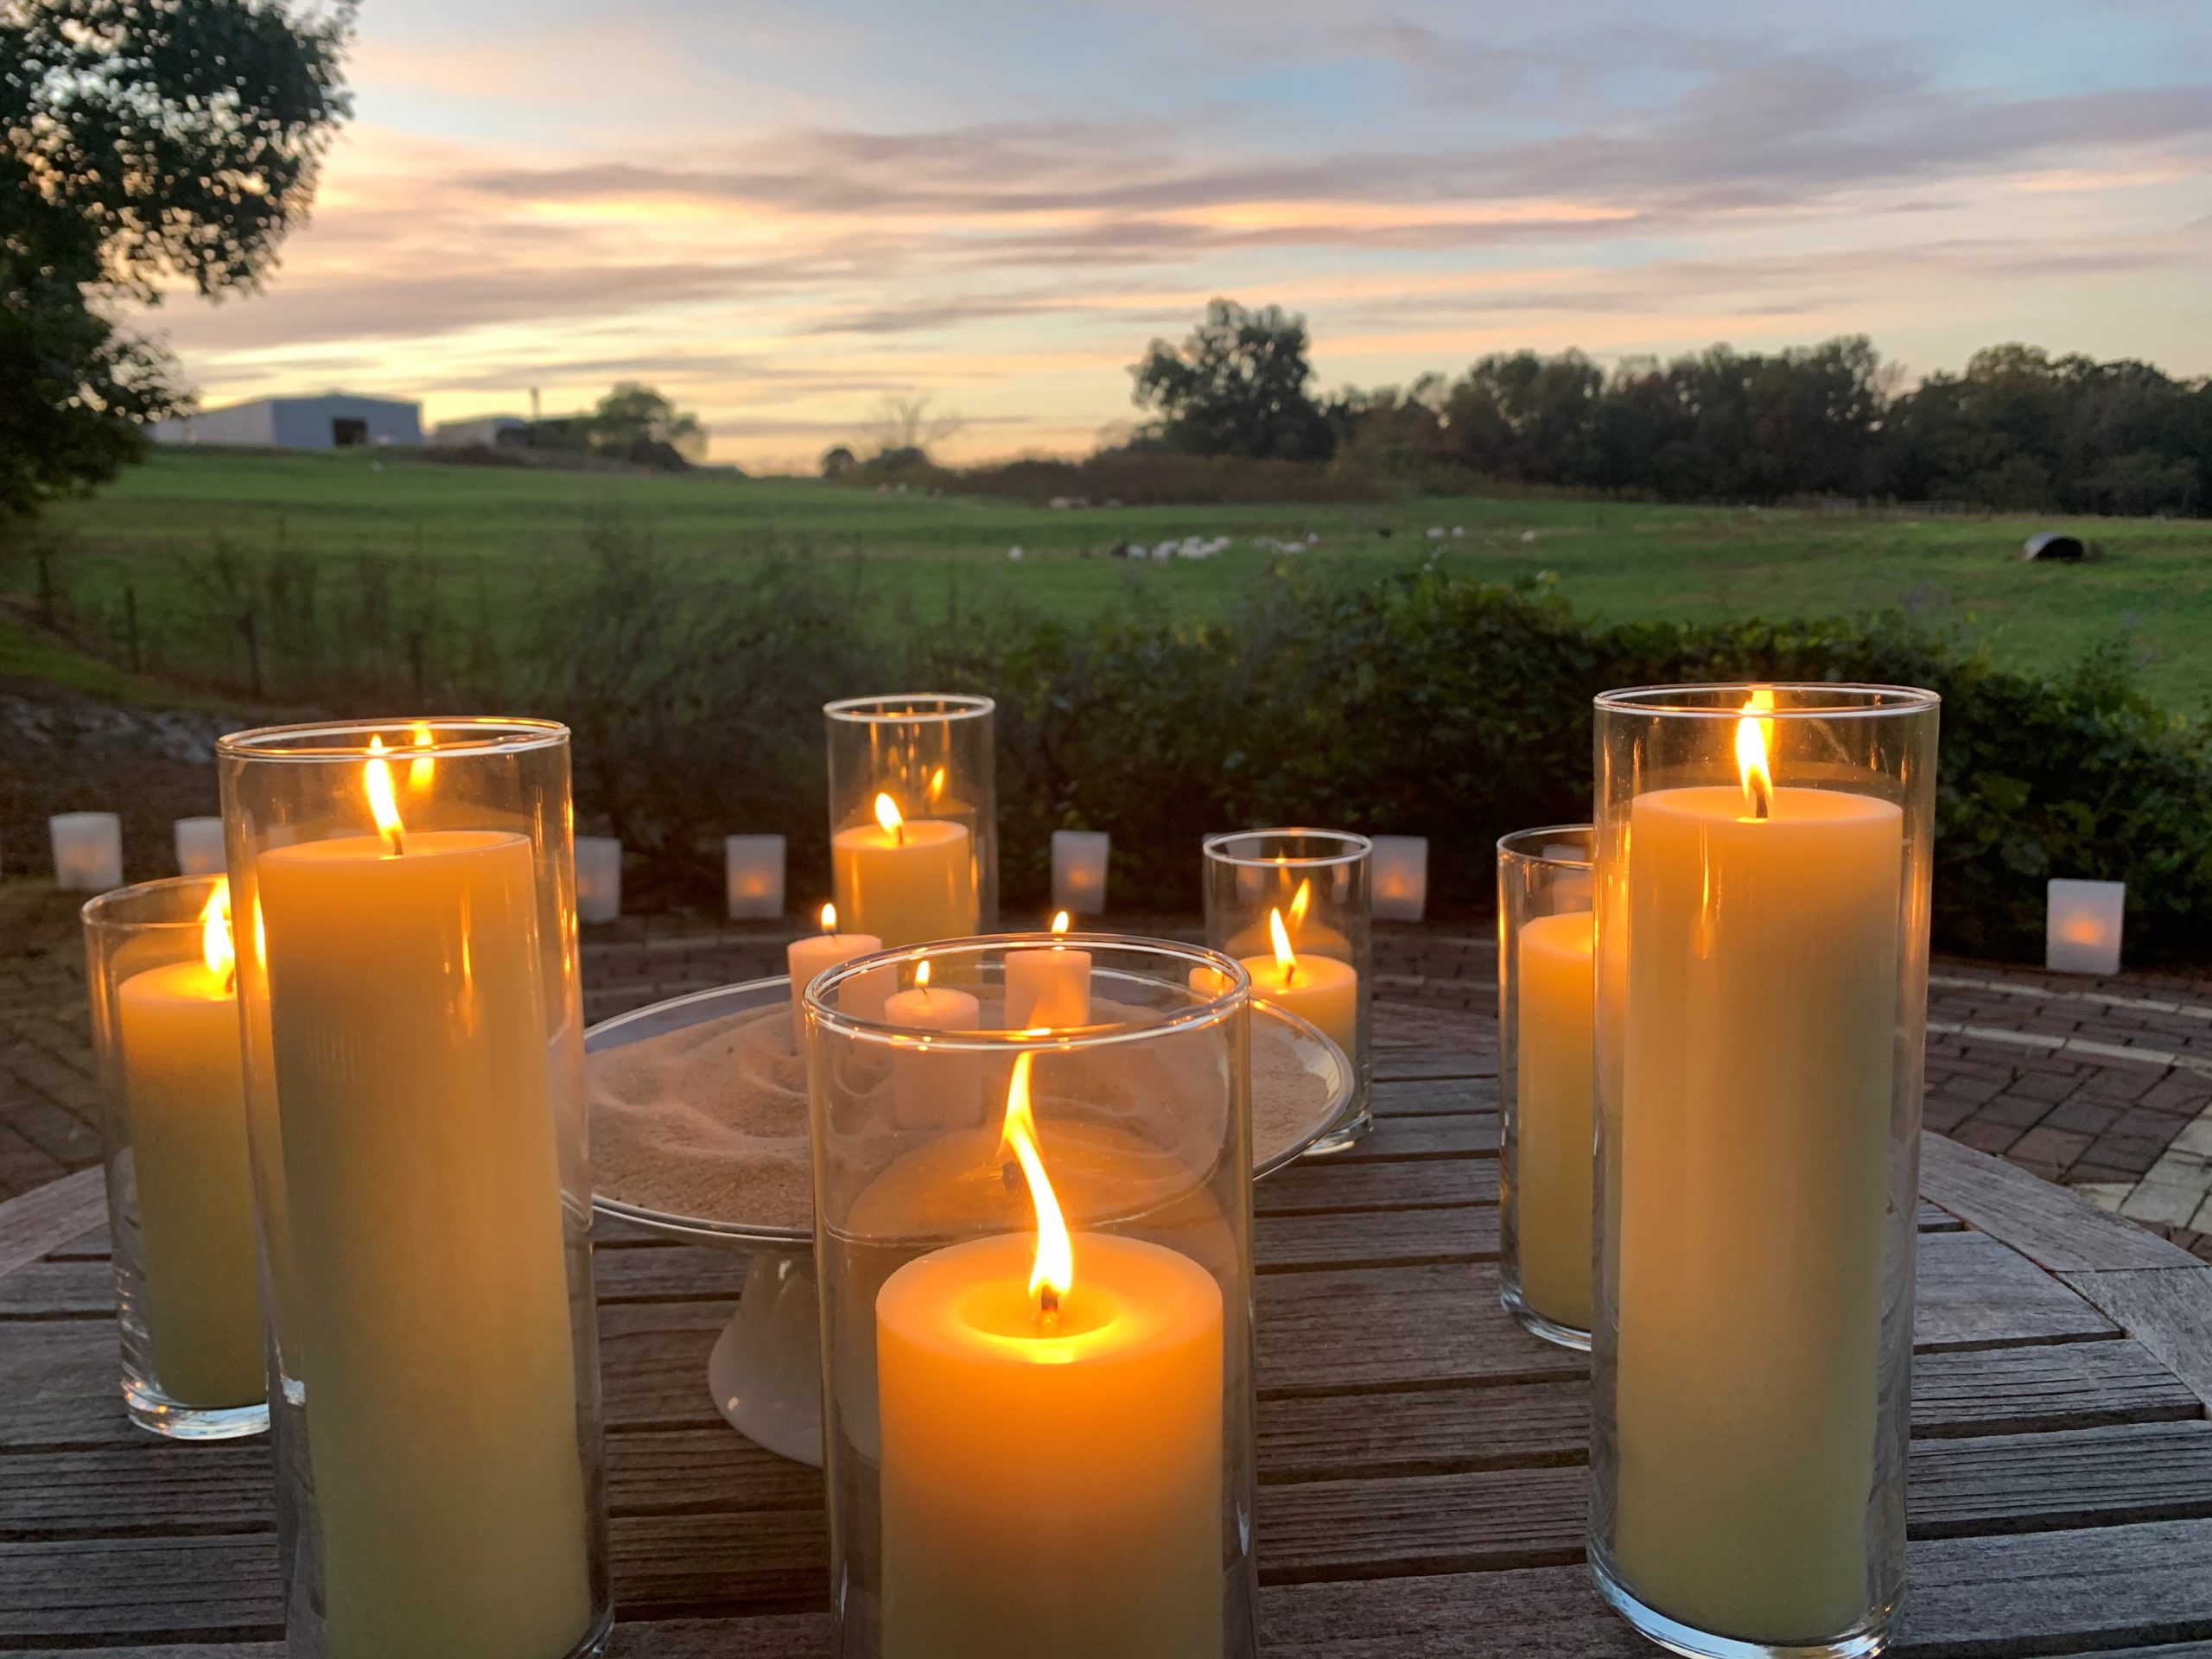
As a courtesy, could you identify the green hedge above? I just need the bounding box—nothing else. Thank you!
[518,540,2212,963]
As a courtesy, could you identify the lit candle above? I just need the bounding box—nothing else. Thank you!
[875,1054,1223,1659]
[1239,907,1357,1057]
[832,792,976,948]
[1511,909,1593,1332]
[881,959,982,1129]
[788,902,889,1046]
[115,880,261,1407]
[255,741,594,1659]
[1004,911,1091,1030]
[1611,695,1902,1640]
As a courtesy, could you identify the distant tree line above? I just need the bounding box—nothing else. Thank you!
[1127,300,2212,516]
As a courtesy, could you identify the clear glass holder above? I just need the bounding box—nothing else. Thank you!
[805,935,1259,1659]
[1202,829,1371,1153]
[824,694,997,947]
[1497,825,1595,1352]
[219,717,612,1659]
[81,874,269,1440]
[1588,684,1938,1659]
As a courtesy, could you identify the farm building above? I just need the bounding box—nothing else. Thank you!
[429,414,529,448]
[151,394,423,449]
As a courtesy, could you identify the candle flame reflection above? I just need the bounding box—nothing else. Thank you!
[997,1052,1073,1318]
[200,879,236,989]
[1735,689,1775,822]
[365,738,408,855]
[1051,910,1070,937]
[407,721,435,794]
[1268,907,1299,987]
[1288,877,1313,932]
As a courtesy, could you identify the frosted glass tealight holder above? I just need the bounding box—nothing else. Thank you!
[575,836,622,924]
[1051,830,1109,915]
[2047,878,2124,976]
[174,817,226,877]
[1370,835,1428,921]
[52,812,124,892]
[726,835,788,919]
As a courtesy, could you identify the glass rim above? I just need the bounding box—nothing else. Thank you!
[1203,827,1375,869]
[823,693,995,725]
[1592,682,1940,720]
[79,872,226,933]
[806,932,1249,1052]
[1497,823,1595,869]
[215,716,569,762]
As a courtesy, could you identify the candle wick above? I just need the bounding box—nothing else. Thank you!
[1037,1285,1059,1329]
[383,824,407,857]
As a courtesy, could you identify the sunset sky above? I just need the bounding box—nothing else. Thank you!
[140,0,2212,471]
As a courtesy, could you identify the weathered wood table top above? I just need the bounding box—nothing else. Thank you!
[7,999,2212,1656]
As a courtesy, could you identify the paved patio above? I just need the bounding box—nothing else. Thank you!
[8,881,2211,1255]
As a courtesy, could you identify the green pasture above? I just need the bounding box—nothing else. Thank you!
[22,447,2212,710]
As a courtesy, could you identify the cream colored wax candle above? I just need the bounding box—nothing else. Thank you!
[787,902,888,1045]
[256,760,593,1659]
[116,882,262,1407]
[1004,911,1092,1029]
[1611,722,1903,1642]
[1512,909,1594,1332]
[875,1054,1223,1659]
[882,959,982,1129]
[832,791,976,948]
[1239,907,1357,1057]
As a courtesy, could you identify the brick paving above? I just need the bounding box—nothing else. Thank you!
[9,884,2212,1261]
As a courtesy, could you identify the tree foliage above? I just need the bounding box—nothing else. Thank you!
[1,0,356,518]
[1130,298,1334,462]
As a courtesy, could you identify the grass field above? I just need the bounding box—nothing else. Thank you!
[20,447,2212,709]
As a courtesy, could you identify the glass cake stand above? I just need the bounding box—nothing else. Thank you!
[586,973,1354,1465]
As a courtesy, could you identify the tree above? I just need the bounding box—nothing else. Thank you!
[818,444,857,478]
[585,382,707,469]
[1,0,357,518]
[862,395,964,465]
[1130,299,1334,461]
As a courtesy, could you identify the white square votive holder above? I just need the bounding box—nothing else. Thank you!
[1051,830,1110,915]
[575,836,623,924]
[174,817,227,877]
[2047,878,2124,975]
[726,834,788,919]
[1369,835,1428,921]
[52,811,124,891]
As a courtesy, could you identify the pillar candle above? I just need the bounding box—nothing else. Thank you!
[787,903,888,1046]
[1239,909,1357,1057]
[1511,910,1593,1332]
[881,963,982,1128]
[257,825,593,1659]
[1611,782,1902,1642]
[116,890,261,1407]
[833,793,976,948]
[1004,912,1091,1030]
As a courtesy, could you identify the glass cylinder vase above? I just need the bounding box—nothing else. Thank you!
[824,694,997,946]
[806,936,1258,1659]
[81,874,268,1439]
[218,718,611,1659]
[1202,828,1370,1152]
[1588,684,1938,1659]
[1497,825,1596,1352]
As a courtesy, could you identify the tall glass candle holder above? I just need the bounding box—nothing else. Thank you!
[1589,684,1937,1659]
[218,718,611,1659]
[1202,829,1370,1152]
[807,937,1258,1659]
[1497,825,1595,1352]
[824,694,996,947]
[81,874,267,1440]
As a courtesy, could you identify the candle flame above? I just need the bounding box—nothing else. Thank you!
[998,1051,1072,1315]
[365,737,407,855]
[820,901,838,934]
[1735,688,1775,822]
[1051,910,1070,937]
[406,721,435,793]
[914,958,931,995]
[199,879,236,988]
[1269,906,1299,987]
[874,791,905,844]
[1288,877,1313,933]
